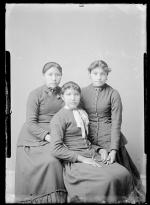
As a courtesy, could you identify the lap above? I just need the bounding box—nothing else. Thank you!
[64,161,133,203]
[16,143,62,171]
[64,161,131,182]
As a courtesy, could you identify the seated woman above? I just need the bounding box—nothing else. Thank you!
[80,60,145,203]
[50,81,135,203]
[15,62,67,203]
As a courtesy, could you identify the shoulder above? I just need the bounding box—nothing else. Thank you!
[51,108,68,122]
[51,108,72,128]
[106,85,121,101]
[105,84,120,95]
[112,89,121,99]
[27,85,46,102]
[81,84,93,96]
[81,84,91,92]
[28,85,44,97]
[29,85,44,95]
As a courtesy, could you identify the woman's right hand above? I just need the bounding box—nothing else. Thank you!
[45,134,51,142]
[99,149,108,164]
[77,155,101,167]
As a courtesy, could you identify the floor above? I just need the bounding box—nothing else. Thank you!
[5,169,15,203]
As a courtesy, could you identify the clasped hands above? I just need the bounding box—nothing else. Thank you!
[99,148,117,165]
[77,148,116,168]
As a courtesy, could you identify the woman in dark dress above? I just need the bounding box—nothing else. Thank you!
[80,60,145,203]
[15,62,67,203]
[50,81,135,203]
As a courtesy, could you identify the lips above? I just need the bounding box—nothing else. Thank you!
[94,81,102,83]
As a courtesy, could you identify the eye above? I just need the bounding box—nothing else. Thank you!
[101,72,107,76]
[48,73,53,76]
[93,72,98,75]
[55,73,61,77]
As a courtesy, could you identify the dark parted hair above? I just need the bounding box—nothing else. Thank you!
[88,60,111,74]
[61,81,81,95]
[42,62,62,75]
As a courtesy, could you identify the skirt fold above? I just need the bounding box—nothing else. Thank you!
[15,144,67,203]
[116,146,146,203]
[63,161,133,203]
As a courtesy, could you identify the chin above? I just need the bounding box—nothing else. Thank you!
[70,105,78,109]
[48,84,58,88]
[71,106,77,110]
[93,83,104,87]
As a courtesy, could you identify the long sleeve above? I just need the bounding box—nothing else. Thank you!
[110,90,122,151]
[50,114,78,163]
[26,91,49,140]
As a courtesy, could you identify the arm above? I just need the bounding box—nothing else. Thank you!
[26,91,49,140]
[110,90,122,151]
[50,115,78,163]
[105,90,122,164]
[50,115,101,167]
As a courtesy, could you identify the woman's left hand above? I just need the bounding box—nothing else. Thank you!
[106,150,117,165]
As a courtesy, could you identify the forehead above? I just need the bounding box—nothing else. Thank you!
[64,87,80,94]
[45,67,61,74]
[91,66,106,73]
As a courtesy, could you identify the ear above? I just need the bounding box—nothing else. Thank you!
[61,94,64,101]
[88,72,91,79]
[105,73,108,80]
[42,74,47,84]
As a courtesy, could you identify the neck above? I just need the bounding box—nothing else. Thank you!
[45,84,59,89]
[64,105,78,110]
[92,83,106,87]
[48,86,57,89]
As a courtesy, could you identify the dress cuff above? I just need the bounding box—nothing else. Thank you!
[110,149,118,152]
[43,131,49,141]
[109,144,119,152]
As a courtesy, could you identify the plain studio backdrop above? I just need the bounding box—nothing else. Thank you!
[6,4,146,177]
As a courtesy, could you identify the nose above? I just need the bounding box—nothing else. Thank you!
[71,95,75,100]
[96,74,101,80]
[52,75,56,80]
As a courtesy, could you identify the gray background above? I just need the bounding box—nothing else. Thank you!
[6,4,146,176]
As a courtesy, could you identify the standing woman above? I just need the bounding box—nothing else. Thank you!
[15,62,67,203]
[81,60,145,203]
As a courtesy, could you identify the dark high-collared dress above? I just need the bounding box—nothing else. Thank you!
[81,83,145,203]
[50,107,134,203]
[15,85,67,203]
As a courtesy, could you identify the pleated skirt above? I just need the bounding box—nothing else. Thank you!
[15,143,67,203]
